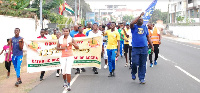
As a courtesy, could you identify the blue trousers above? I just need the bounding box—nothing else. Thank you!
[131,47,148,80]
[12,55,23,78]
[107,49,117,72]
[120,41,124,56]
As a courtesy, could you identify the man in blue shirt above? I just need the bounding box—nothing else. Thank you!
[70,25,79,37]
[130,12,154,84]
[8,28,24,87]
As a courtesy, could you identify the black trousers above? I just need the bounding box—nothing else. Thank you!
[129,46,132,66]
[148,44,159,64]
[40,71,45,78]
[5,61,11,72]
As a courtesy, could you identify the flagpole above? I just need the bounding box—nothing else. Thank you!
[40,0,43,29]
[75,0,77,25]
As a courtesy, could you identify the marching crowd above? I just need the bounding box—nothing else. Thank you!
[0,12,162,91]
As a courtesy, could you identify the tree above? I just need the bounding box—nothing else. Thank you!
[149,9,168,24]
[122,15,134,22]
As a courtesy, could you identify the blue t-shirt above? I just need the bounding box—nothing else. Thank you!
[70,30,79,38]
[12,36,23,56]
[86,30,92,36]
[131,24,149,47]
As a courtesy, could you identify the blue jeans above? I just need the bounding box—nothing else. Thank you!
[12,55,23,78]
[120,41,124,56]
[131,47,148,80]
[107,49,117,72]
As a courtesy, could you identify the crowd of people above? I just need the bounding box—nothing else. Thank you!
[0,12,162,91]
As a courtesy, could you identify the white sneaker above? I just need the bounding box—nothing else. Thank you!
[125,63,128,67]
[104,65,108,69]
[63,83,67,88]
[56,73,59,77]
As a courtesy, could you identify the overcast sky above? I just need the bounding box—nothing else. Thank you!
[85,0,169,12]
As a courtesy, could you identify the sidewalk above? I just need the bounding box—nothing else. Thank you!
[0,55,55,93]
[163,35,200,46]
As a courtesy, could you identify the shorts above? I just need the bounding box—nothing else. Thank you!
[124,44,129,54]
[103,45,108,59]
[60,56,74,75]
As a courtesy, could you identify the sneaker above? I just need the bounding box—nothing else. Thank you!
[104,65,108,69]
[18,80,22,84]
[81,68,86,72]
[150,63,153,67]
[67,85,71,91]
[112,69,115,77]
[116,57,118,61]
[15,81,19,87]
[108,72,112,77]
[94,71,98,74]
[63,83,68,88]
[56,73,60,77]
[154,60,157,65]
[40,77,43,81]
[6,76,9,79]
[140,79,146,84]
[132,74,136,80]
[125,63,128,67]
[75,71,80,74]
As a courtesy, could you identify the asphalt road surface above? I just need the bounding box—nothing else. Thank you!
[30,37,200,93]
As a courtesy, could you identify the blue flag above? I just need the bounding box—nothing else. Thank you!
[143,0,158,25]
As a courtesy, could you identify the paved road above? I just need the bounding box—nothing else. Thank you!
[30,37,200,93]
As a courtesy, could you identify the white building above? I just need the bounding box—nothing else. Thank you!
[169,0,200,23]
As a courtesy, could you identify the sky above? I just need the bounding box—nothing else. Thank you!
[85,0,169,12]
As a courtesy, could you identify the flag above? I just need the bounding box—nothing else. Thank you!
[143,0,158,25]
[59,4,64,15]
[64,2,74,15]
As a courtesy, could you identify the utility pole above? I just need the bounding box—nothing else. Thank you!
[40,0,43,29]
[167,0,170,24]
[75,0,77,25]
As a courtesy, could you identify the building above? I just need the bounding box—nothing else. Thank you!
[169,0,200,23]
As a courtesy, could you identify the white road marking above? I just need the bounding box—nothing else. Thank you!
[159,54,200,83]
[175,66,200,83]
[158,54,168,61]
[166,39,200,50]
[62,74,80,93]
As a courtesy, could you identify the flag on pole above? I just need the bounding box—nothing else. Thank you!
[143,0,158,25]
[59,4,64,15]
[59,3,75,15]
[64,2,75,15]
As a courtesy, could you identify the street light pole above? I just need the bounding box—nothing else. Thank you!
[40,0,43,29]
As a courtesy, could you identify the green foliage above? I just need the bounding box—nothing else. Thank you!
[0,0,35,18]
[149,9,168,24]
[122,15,134,22]
[176,16,184,23]
[81,19,85,26]
[103,17,107,22]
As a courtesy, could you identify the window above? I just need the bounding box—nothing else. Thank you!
[188,0,192,4]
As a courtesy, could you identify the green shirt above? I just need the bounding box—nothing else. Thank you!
[118,29,124,41]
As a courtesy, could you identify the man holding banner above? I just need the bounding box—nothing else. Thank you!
[57,28,79,91]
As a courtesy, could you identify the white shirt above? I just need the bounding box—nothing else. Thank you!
[127,31,132,46]
[88,30,102,37]
[45,35,52,39]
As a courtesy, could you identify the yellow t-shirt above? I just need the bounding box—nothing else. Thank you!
[51,34,57,39]
[121,28,130,44]
[105,29,120,49]
[83,28,91,35]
